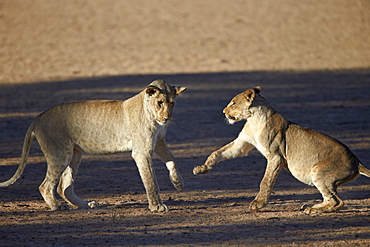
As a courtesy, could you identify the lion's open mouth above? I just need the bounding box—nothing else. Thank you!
[225,116,236,125]
[156,119,170,125]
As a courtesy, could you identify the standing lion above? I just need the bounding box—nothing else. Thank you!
[1,79,186,212]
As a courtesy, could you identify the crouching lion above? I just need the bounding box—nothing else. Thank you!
[193,86,370,214]
[0,79,186,212]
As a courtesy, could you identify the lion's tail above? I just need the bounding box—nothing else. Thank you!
[0,121,35,187]
[359,163,370,178]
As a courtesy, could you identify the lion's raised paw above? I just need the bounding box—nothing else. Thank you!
[193,166,210,175]
[169,173,184,191]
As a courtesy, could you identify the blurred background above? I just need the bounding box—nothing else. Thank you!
[1,0,369,84]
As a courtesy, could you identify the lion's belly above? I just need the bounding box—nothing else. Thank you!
[75,132,133,155]
[286,162,314,186]
[77,140,132,154]
[78,139,132,155]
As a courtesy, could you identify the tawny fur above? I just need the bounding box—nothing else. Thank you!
[0,80,186,212]
[193,86,370,214]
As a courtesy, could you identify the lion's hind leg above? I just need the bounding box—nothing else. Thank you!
[304,162,344,214]
[303,183,344,214]
[57,148,98,209]
[303,156,360,214]
[39,153,70,211]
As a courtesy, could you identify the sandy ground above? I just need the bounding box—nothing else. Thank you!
[0,1,370,246]
[1,0,370,84]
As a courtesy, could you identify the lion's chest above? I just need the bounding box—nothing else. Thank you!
[240,126,315,186]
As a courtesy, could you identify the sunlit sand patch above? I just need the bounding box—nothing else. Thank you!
[0,156,46,166]
[0,112,40,118]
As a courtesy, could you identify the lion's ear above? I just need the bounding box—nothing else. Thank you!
[146,86,160,97]
[175,86,187,96]
[243,89,256,103]
[254,86,261,93]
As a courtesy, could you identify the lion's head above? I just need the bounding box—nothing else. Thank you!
[223,86,261,124]
[145,80,187,125]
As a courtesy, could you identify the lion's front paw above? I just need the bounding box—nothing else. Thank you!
[249,199,267,213]
[88,201,99,209]
[193,165,210,175]
[170,173,184,191]
[172,179,183,191]
[149,203,168,213]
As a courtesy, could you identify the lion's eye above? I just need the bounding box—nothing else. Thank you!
[158,101,164,106]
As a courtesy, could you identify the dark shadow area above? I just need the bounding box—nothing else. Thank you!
[1,69,370,150]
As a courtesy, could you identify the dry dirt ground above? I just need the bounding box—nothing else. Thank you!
[0,1,370,247]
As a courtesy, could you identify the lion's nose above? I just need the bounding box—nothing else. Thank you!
[228,116,236,120]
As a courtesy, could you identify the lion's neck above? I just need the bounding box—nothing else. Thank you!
[249,105,276,125]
